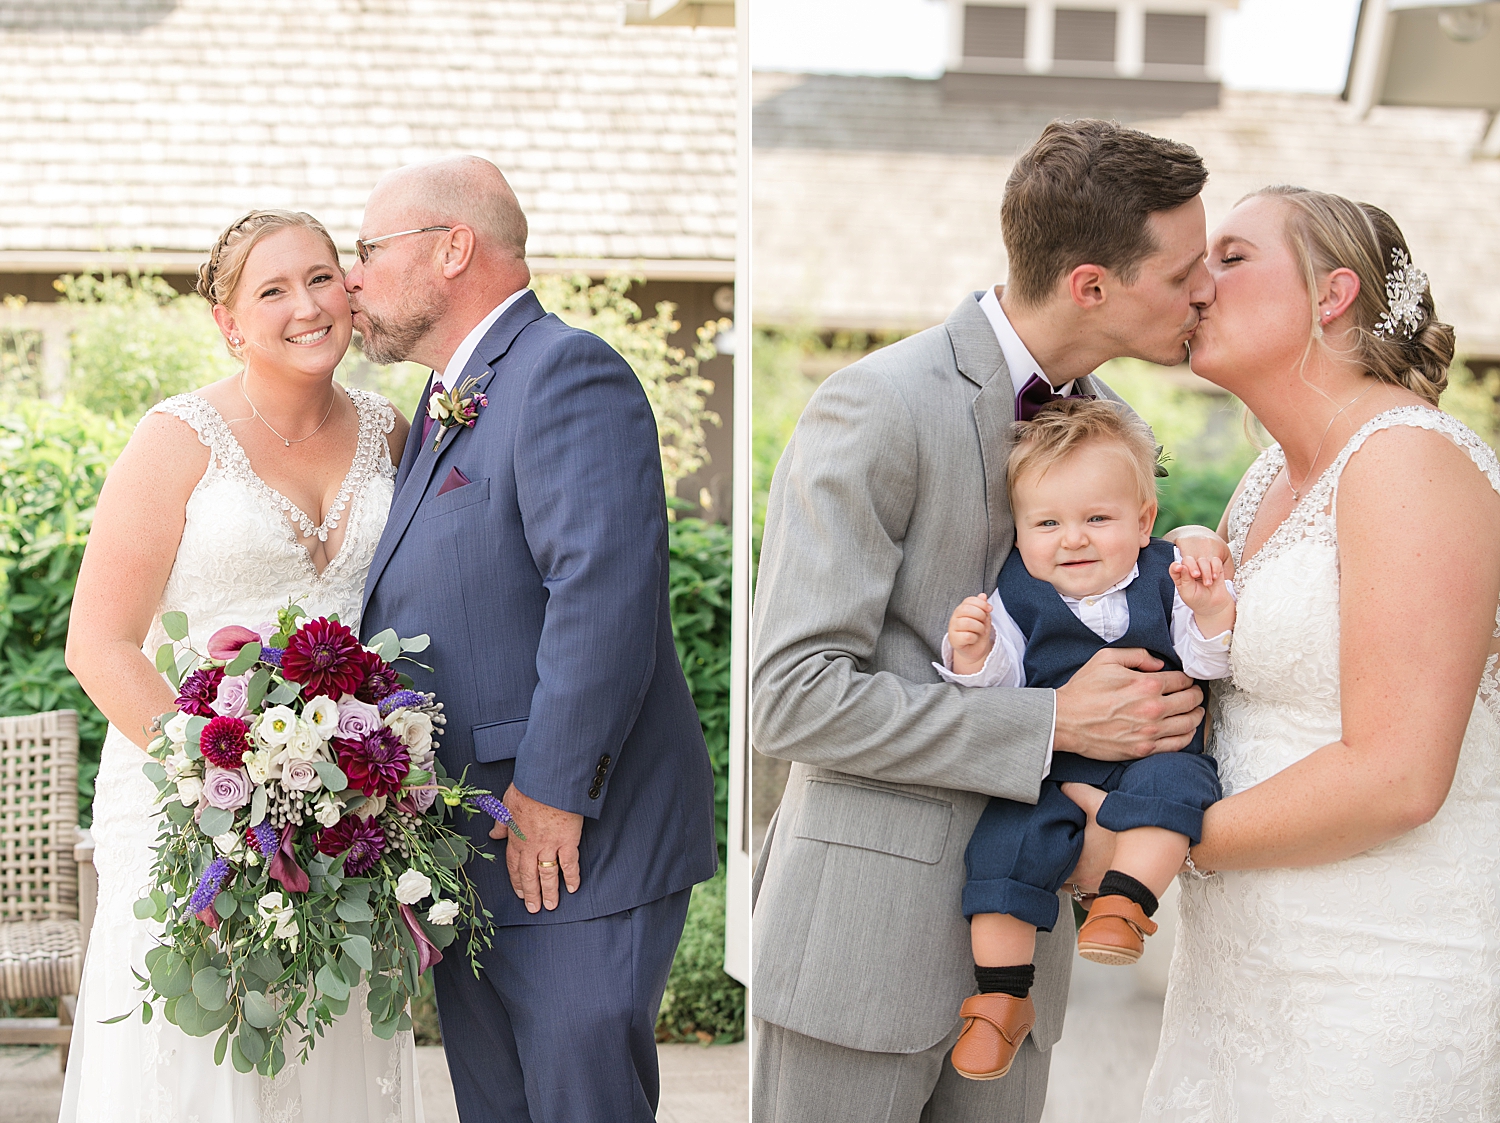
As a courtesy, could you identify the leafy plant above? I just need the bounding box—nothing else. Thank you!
[55,271,235,418]
[532,274,725,495]
[655,868,744,1044]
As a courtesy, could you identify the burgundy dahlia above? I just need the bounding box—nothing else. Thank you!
[335,728,411,799]
[280,617,365,698]
[200,715,252,769]
[315,814,386,876]
[354,650,401,704]
[175,666,226,717]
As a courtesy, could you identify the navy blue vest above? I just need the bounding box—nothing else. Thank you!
[995,538,1205,754]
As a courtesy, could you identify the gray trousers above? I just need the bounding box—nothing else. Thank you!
[753,1017,1051,1123]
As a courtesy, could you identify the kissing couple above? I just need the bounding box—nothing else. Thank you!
[61,155,719,1122]
[752,119,1500,1122]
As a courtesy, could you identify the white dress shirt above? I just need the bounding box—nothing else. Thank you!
[436,287,530,391]
[979,285,1076,399]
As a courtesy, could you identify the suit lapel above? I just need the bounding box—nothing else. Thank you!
[365,290,548,603]
[946,294,1018,586]
[392,372,436,495]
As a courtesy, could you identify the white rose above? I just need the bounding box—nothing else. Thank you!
[354,794,386,820]
[257,706,298,747]
[281,758,323,793]
[385,710,433,756]
[257,891,286,918]
[313,792,343,828]
[426,899,459,926]
[164,712,190,745]
[302,696,340,741]
[394,868,432,905]
[280,722,321,762]
[273,912,299,945]
[175,776,203,806]
[244,747,274,785]
[212,831,241,856]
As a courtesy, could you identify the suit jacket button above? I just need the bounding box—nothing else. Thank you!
[600,755,611,767]
[588,787,601,800]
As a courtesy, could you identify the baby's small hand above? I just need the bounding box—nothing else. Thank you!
[948,594,996,675]
[1171,559,1236,636]
[1170,527,1235,582]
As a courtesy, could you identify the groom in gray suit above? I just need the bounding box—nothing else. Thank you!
[752,120,1216,1121]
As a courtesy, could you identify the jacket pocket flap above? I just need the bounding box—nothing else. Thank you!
[796,780,952,865]
[472,717,526,763]
[424,476,490,519]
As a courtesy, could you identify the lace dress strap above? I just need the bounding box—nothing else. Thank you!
[146,392,245,475]
[1226,446,1286,569]
[1325,405,1500,515]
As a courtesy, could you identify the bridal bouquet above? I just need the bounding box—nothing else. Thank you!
[114,604,516,1076]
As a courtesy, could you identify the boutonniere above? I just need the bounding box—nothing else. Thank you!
[428,375,489,450]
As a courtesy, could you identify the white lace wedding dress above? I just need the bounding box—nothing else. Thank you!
[1142,407,1500,1123]
[58,389,422,1123]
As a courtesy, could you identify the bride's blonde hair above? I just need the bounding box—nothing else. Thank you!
[197,210,341,356]
[1249,186,1454,407]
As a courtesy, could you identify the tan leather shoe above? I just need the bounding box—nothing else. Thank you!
[950,992,1036,1081]
[1077,894,1158,965]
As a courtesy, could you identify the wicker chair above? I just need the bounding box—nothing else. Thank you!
[0,710,91,1069]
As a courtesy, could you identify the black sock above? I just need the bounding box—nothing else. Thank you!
[1098,870,1158,917]
[974,963,1035,999]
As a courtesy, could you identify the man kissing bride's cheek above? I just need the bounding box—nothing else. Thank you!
[750,119,1500,1123]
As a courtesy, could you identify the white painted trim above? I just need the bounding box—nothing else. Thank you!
[1026,0,1055,73]
[1117,2,1145,77]
[1348,0,1395,118]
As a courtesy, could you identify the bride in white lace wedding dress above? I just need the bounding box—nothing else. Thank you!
[59,211,419,1122]
[1131,189,1500,1121]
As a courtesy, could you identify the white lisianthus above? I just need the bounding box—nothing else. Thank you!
[164,712,190,745]
[384,710,433,756]
[394,869,432,905]
[212,831,242,857]
[163,750,195,781]
[426,899,459,926]
[175,776,203,806]
[258,705,298,746]
[244,747,275,785]
[354,794,386,820]
[313,792,343,828]
[302,696,340,740]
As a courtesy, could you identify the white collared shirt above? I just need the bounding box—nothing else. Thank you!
[934,549,1235,691]
[436,287,529,391]
[978,285,1076,399]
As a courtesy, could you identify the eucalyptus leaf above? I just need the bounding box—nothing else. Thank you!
[141,1000,153,1024]
[312,761,347,792]
[242,989,279,1030]
[267,681,302,705]
[176,650,198,683]
[225,642,261,676]
[142,761,167,785]
[367,628,400,662]
[246,666,273,713]
[172,991,205,1034]
[214,893,237,919]
[165,800,194,826]
[249,783,268,828]
[197,806,234,838]
[335,897,373,923]
[155,643,177,676]
[369,1015,400,1040]
[323,992,351,1018]
[342,934,373,972]
[399,634,431,654]
[192,967,228,1012]
[237,1022,268,1064]
[99,1009,135,1025]
[315,962,350,1002]
[244,953,283,988]
[161,611,190,641]
[424,922,458,949]
[186,715,209,751]
[214,1026,230,1066]
[151,952,193,999]
[132,897,156,921]
[231,1036,255,1074]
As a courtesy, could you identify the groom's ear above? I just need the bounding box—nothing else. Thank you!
[438,224,477,280]
[1066,264,1109,310]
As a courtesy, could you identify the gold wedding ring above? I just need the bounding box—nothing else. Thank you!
[538,859,558,868]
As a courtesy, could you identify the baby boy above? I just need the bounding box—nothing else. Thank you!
[936,399,1235,1082]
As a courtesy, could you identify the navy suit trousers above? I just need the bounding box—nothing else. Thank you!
[962,749,1222,930]
[432,887,692,1123]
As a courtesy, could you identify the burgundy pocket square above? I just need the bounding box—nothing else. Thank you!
[437,467,471,496]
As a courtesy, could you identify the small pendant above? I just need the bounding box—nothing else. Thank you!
[283,438,291,447]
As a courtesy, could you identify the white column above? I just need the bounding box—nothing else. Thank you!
[947,0,968,70]
[1347,0,1395,117]
[1117,1,1145,77]
[724,0,750,989]
[1026,0,1055,74]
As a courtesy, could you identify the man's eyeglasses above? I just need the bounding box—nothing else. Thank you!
[354,226,453,264]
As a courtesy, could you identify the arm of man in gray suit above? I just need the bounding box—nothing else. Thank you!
[751,364,1053,803]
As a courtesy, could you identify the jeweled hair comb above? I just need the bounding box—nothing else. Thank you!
[1373,247,1429,341]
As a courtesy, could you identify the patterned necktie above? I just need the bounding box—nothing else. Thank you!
[420,376,443,445]
[1015,372,1094,422]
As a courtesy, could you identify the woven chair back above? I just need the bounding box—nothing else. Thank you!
[0,710,78,922]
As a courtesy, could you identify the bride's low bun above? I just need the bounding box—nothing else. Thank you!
[1252,187,1455,407]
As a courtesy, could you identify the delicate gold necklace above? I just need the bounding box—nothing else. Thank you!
[240,372,337,448]
[1286,383,1377,501]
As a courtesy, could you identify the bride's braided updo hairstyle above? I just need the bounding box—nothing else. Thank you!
[196,210,342,357]
[1251,185,1454,406]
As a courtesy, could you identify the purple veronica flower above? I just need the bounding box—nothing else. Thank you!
[188,857,230,913]
[251,820,278,858]
[378,690,429,717]
[260,646,284,667]
[472,793,517,831]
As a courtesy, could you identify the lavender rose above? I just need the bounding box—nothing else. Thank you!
[408,785,437,813]
[335,696,383,741]
[281,758,323,793]
[203,765,252,810]
[211,673,251,721]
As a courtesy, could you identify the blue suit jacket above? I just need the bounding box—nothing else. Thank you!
[361,290,718,926]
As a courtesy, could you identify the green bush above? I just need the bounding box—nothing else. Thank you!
[0,399,129,821]
[655,868,744,1044]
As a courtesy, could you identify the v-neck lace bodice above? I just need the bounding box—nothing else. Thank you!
[141,387,396,653]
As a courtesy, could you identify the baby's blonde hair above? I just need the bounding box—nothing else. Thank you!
[1007,398,1159,510]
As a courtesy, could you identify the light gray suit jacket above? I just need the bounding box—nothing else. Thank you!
[751,292,1125,1056]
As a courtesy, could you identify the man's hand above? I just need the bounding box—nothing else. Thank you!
[1054,647,1204,761]
[490,784,583,913]
[1060,783,1115,894]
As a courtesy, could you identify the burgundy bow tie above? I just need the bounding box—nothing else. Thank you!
[421,376,444,444]
[1015,372,1093,422]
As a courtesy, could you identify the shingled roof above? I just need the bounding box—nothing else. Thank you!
[753,73,1500,359]
[0,0,735,278]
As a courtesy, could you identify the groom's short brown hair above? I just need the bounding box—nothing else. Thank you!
[1002,120,1207,305]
